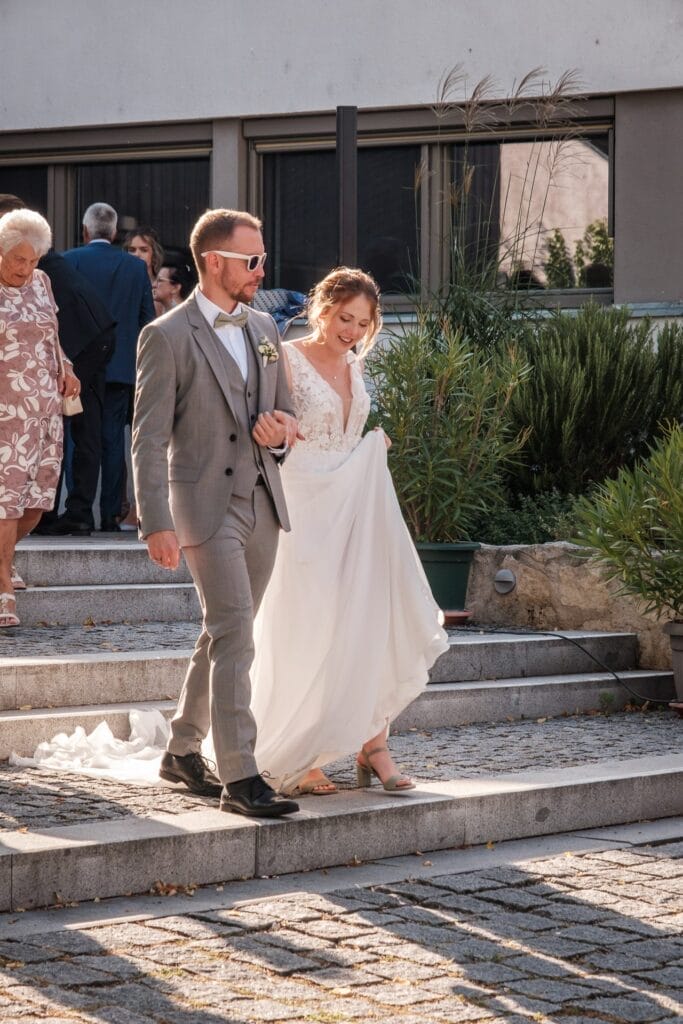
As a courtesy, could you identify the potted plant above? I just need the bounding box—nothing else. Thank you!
[572,423,683,705]
[366,316,530,611]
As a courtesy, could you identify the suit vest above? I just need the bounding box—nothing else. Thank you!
[216,331,265,499]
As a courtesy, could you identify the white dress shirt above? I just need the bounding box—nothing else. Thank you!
[195,288,287,455]
[196,288,248,380]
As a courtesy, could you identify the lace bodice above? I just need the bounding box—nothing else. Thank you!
[285,343,370,456]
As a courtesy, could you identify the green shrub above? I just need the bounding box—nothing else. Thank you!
[506,305,683,494]
[573,423,683,618]
[545,229,576,289]
[366,320,530,542]
[469,488,582,545]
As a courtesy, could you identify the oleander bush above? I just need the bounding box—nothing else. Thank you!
[573,422,683,619]
[366,319,530,542]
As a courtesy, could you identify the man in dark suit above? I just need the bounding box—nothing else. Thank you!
[34,251,117,534]
[56,202,154,532]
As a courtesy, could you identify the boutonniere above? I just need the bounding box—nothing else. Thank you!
[258,338,279,368]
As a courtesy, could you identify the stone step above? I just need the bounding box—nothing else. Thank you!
[0,668,673,759]
[437,629,638,681]
[0,624,640,691]
[13,584,200,627]
[15,537,193,587]
[1,752,680,911]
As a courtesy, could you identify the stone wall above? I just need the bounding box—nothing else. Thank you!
[466,542,672,670]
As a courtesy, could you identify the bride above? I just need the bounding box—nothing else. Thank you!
[250,267,448,796]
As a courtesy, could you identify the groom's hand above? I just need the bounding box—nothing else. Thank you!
[147,530,181,571]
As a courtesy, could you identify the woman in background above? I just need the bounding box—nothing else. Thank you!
[0,209,80,625]
[152,260,195,313]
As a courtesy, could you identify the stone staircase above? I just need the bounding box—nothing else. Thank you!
[0,537,679,911]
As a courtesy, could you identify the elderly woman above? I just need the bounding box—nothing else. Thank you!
[0,209,80,627]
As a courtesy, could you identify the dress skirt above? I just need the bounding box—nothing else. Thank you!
[251,428,449,790]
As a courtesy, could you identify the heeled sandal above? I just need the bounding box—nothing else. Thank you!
[0,593,20,628]
[10,565,26,590]
[356,745,415,795]
[290,769,338,796]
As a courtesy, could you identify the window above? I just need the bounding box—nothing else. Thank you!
[450,134,611,290]
[262,145,421,295]
[76,157,210,257]
[0,166,49,216]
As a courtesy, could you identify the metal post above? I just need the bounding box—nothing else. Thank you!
[336,105,357,267]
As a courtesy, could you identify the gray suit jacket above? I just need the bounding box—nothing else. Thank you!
[132,290,293,548]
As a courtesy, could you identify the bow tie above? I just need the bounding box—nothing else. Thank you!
[214,308,249,329]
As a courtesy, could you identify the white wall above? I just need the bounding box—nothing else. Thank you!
[2,1,682,132]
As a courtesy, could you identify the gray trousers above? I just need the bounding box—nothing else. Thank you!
[168,486,279,784]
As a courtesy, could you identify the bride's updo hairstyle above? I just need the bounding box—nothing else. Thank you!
[306,267,382,359]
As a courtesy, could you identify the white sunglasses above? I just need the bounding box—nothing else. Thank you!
[201,250,267,272]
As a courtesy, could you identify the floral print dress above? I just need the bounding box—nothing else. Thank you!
[0,269,63,518]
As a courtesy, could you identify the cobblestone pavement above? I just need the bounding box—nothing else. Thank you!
[0,839,681,1023]
[0,621,199,658]
[0,709,678,831]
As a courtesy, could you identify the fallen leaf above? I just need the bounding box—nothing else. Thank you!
[18,705,33,711]
[422,860,433,867]
[486,841,495,850]
[536,717,547,724]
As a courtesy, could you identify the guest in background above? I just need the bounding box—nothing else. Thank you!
[51,203,154,534]
[124,227,164,316]
[152,260,195,313]
[0,209,80,624]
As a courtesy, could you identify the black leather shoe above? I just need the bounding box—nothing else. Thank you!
[36,515,92,536]
[220,774,299,818]
[159,751,222,798]
[100,519,121,532]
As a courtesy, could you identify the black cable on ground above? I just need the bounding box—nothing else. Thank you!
[451,623,668,706]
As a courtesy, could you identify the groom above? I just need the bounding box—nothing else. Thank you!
[132,209,300,817]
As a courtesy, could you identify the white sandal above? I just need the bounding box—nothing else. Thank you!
[10,565,26,590]
[0,593,20,628]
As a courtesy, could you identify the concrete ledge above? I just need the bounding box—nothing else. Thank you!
[0,700,176,758]
[1,754,680,911]
[15,539,193,587]
[395,670,675,730]
[15,583,200,626]
[0,651,191,713]
[3,809,257,911]
[2,669,672,759]
[431,630,638,682]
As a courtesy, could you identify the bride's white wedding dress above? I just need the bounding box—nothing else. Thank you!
[250,343,448,791]
[12,343,448,788]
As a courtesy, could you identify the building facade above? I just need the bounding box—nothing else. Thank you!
[1,0,681,311]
